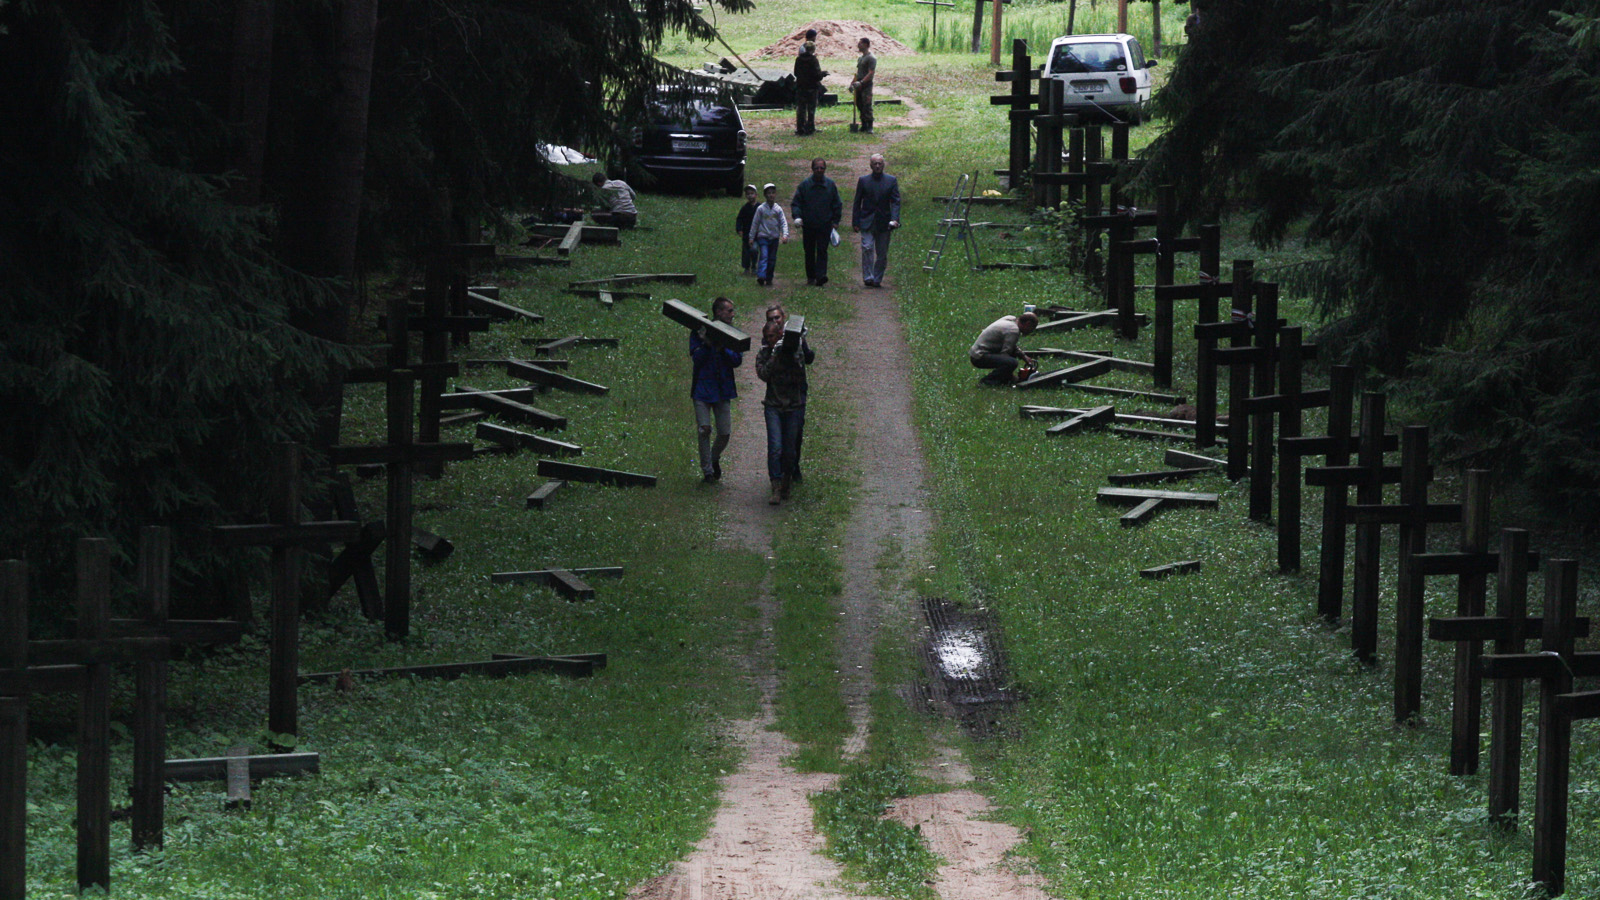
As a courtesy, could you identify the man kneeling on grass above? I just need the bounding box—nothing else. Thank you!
[969,310,1037,386]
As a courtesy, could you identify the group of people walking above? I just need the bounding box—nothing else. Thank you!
[734,153,901,288]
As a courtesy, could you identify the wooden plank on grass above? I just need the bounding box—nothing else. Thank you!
[1096,487,1220,507]
[1015,358,1111,390]
[300,653,600,683]
[1061,383,1184,405]
[505,359,608,395]
[1108,467,1213,486]
[1165,449,1224,469]
[164,752,321,783]
[465,290,543,323]
[462,391,567,430]
[475,422,582,456]
[1044,405,1115,436]
[1140,560,1203,579]
[489,566,625,584]
[1121,498,1165,527]
[526,480,565,509]
[535,459,657,487]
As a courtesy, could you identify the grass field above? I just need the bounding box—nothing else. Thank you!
[19,1,1600,898]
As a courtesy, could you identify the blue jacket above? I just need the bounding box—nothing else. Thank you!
[852,172,901,233]
[690,331,741,403]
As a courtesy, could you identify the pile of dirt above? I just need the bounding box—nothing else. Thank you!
[753,21,913,60]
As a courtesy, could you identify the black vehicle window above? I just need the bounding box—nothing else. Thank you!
[1049,42,1125,74]
[1128,39,1146,69]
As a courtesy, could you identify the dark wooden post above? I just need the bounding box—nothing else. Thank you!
[1,561,25,900]
[1275,327,1305,570]
[1489,528,1532,822]
[1351,392,1387,663]
[1067,127,1085,204]
[1393,426,1431,724]
[1533,560,1578,895]
[76,538,113,893]
[267,446,303,744]
[419,262,450,477]
[1224,262,1256,480]
[1451,471,1491,774]
[1108,123,1130,210]
[132,526,169,851]
[1152,186,1178,387]
[1317,366,1357,621]
[1010,40,1033,189]
[1247,284,1279,518]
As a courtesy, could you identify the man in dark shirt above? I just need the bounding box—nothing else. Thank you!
[791,158,843,287]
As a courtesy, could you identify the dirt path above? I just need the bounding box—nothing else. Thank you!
[631,78,1050,900]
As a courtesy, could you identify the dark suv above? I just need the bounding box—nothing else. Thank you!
[633,85,747,196]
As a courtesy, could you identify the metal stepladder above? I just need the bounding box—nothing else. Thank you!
[923,172,981,273]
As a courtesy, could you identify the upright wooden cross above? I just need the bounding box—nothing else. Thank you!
[212,444,362,742]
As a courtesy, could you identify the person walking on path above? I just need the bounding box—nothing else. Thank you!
[851,153,901,288]
[735,184,759,274]
[969,311,1038,385]
[793,40,826,135]
[850,37,877,133]
[791,158,842,287]
[590,171,638,228]
[750,183,790,286]
[691,296,743,481]
[756,306,814,505]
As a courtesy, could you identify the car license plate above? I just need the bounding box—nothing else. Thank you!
[1073,81,1107,94]
[672,139,709,152]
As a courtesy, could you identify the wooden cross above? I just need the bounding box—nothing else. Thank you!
[328,374,474,640]
[1344,426,1461,722]
[1,539,173,894]
[1480,560,1595,895]
[212,444,362,742]
[1095,486,1219,527]
[1244,327,1329,569]
[1190,260,1256,449]
[1426,524,1566,778]
[1302,392,1403,652]
[990,41,1040,188]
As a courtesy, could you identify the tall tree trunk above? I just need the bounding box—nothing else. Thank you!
[971,0,985,54]
[226,0,275,205]
[1151,0,1162,56]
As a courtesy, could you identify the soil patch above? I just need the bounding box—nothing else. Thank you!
[754,21,914,60]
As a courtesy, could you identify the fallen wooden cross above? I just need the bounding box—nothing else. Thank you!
[445,389,567,431]
[526,480,565,509]
[1044,405,1114,436]
[476,422,582,456]
[164,751,321,783]
[1140,560,1202,579]
[525,223,620,245]
[1108,467,1214,486]
[520,335,620,355]
[465,289,543,323]
[568,273,697,286]
[490,566,626,601]
[1165,448,1224,470]
[661,299,753,351]
[1096,486,1220,528]
[567,287,652,307]
[300,652,604,683]
[536,459,657,487]
[1062,383,1185,406]
[1029,348,1154,374]
[506,359,609,395]
[1015,357,1111,390]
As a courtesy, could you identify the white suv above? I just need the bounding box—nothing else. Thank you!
[1043,33,1156,125]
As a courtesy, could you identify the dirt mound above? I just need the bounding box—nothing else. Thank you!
[754,21,913,60]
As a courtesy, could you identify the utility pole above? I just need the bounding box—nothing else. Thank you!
[991,0,1004,65]
[1118,0,1128,33]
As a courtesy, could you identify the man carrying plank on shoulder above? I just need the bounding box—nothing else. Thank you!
[690,297,742,483]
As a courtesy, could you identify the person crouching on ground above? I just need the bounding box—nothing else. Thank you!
[969,310,1038,385]
[756,309,814,505]
[590,171,638,228]
[750,183,790,286]
[691,296,742,483]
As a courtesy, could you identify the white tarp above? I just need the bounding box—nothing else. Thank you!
[539,144,594,165]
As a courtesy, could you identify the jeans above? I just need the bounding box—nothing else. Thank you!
[971,352,1019,383]
[796,90,817,134]
[740,235,758,272]
[861,229,892,284]
[763,405,805,481]
[802,227,831,282]
[695,399,732,475]
[755,237,780,281]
